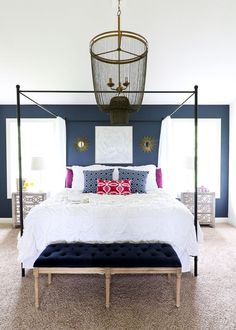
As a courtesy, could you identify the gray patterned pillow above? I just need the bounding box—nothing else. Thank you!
[118,168,149,193]
[83,169,114,193]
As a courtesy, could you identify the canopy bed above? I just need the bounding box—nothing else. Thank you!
[16,85,200,280]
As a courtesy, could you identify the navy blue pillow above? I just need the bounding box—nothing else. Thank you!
[118,168,149,193]
[83,169,114,193]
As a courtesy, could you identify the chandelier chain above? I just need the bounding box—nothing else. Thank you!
[117,0,121,16]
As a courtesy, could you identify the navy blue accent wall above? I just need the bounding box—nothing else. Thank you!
[0,104,229,218]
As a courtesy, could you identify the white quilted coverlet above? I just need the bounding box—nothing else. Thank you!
[17,189,203,271]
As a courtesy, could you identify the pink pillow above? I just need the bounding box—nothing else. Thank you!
[156,168,163,188]
[65,168,73,188]
[97,179,132,195]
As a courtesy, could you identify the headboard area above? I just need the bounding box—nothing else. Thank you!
[66,120,161,167]
[65,166,163,189]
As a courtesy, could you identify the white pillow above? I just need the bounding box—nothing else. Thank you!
[72,164,158,192]
[72,165,107,191]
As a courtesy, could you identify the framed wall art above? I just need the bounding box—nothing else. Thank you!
[95,126,133,164]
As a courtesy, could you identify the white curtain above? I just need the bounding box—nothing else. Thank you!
[6,117,66,197]
[47,117,66,195]
[158,116,175,196]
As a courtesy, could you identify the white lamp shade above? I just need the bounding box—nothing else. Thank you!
[184,156,194,170]
[31,157,45,170]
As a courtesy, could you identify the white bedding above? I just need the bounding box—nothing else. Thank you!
[17,189,203,272]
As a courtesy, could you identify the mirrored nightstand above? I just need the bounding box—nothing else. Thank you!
[180,192,215,227]
[12,192,46,228]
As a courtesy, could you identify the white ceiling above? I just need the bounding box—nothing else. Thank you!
[1,0,236,105]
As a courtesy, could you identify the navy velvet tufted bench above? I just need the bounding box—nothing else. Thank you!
[33,242,182,309]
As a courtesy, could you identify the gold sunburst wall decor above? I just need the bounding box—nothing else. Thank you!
[74,137,89,152]
[140,136,156,153]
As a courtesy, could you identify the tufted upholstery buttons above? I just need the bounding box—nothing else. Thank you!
[34,242,181,268]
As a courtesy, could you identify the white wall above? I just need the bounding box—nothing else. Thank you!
[1,0,236,104]
[229,101,236,226]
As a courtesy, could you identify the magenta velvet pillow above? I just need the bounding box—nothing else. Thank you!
[65,168,73,188]
[156,168,163,188]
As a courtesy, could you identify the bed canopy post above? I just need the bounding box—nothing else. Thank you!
[194,85,198,277]
[16,84,25,277]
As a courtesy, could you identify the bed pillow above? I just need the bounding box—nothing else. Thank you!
[97,179,132,195]
[156,168,163,188]
[72,165,108,191]
[118,168,149,193]
[117,164,158,191]
[65,168,73,188]
[83,169,114,193]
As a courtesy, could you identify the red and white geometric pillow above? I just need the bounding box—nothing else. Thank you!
[97,179,132,195]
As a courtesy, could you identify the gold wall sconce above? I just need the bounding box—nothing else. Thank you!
[74,137,89,152]
[140,136,156,153]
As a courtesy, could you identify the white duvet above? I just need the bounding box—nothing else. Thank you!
[17,189,203,272]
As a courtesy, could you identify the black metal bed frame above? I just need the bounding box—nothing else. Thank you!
[16,84,199,277]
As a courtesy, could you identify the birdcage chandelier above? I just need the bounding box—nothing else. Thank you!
[90,0,148,124]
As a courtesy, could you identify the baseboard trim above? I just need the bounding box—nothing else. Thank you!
[0,218,12,224]
[228,219,236,227]
[215,217,228,223]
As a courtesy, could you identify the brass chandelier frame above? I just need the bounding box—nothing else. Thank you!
[89,0,148,124]
[90,30,148,65]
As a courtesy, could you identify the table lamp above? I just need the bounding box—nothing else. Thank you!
[31,156,45,192]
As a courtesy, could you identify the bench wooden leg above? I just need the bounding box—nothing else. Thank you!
[167,273,171,281]
[176,271,181,308]
[34,269,39,309]
[105,270,111,309]
[48,273,52,285]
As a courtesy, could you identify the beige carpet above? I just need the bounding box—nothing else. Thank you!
[0,224,236,330]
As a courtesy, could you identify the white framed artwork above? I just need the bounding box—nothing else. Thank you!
[95,126,133,164]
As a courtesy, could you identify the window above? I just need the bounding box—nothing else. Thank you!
[171,118,221,197]
[6,118,57,198]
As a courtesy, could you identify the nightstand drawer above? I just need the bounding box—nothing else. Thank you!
[181,192,214,204]
[184,203,213,214]
[198,213,214,225]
